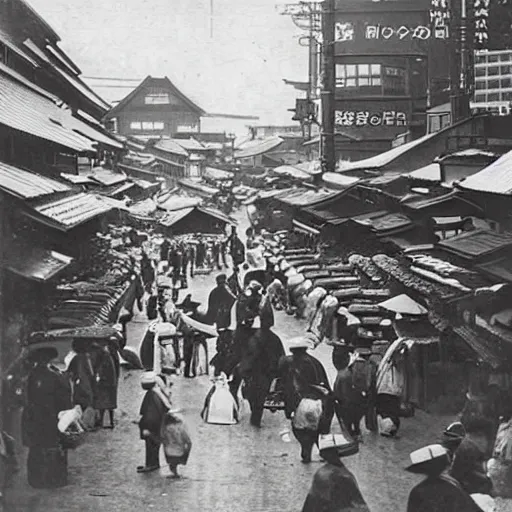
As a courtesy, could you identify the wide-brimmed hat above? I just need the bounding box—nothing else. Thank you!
[405,444,450,474]
[318,433,359,457]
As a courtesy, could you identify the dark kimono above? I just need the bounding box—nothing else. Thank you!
[280,352,334,461]
[21,364,71,488]
[302,462,370,512]
[139,388,169,468]
[93,349,118,411]
[67,353,95,410]
[407,474,483,512]
[450,436,493,495]
[206,284,236,330]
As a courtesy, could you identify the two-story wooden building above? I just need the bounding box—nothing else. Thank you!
[104,76,205,140]
[331,0,452,161]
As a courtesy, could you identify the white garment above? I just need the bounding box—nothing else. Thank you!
[376,338,407,397]
[202,375,239,425]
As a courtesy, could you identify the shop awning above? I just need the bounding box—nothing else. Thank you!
[25,192,113,231]
[0,71,95,152]
[4,246,73,282]
[292,219,320,235]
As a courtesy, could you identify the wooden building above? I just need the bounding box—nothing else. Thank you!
[330,0,451,160]
[104,76,205,139]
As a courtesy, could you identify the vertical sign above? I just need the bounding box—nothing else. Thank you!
[474,0,490,48]
[429,0,450,40]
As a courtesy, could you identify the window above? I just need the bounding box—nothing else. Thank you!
[336,63,381,88]
[144,92,170,104]
[475,67,486,77]
[501,65,511,75]
[383,66,407,95]
[488,66,500,76]
[475,81,486,90]
[130,121,164,131]
[176,124,199,133]
[488,79,500,89]
[501,77,512,88]
[488,92,500,101]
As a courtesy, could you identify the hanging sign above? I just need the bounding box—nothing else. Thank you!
[335,22,446,42]
[474,0,490,49]
[335,110,408,127]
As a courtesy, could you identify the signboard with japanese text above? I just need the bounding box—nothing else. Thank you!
[335,109,408,128]
[474,0,490,49]
[334,9,449,55]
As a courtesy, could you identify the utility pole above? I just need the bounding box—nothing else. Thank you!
[321,0,336,173]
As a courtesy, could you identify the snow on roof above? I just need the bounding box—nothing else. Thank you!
[408,163,441,182]
[457,149,512,195]
[337,132,436,173]
[322,172,360,189]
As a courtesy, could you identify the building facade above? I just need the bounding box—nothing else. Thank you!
[104,76,205,140]
[330,0,451,161]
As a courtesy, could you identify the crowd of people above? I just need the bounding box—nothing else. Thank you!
[8,218,512,512]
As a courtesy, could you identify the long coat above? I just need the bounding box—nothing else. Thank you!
[302,462,370,512]
[206,284,236,329]
[407,474,483,512]
[139,388,168,439]
[67,352,96,409]
[93,348,118,410]
[22,364,71,448]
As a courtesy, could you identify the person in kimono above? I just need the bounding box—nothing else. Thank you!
[21,347,72,488]
[302,436,369,512]
[137,372,171,473]
[160,411,192,478]
[406,444,484,512]
[93,343,117,429]
[160,239,170,263]
[280,338,334,463]
[140,251,155,294]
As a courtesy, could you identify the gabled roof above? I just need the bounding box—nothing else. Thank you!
[105,76,205,118]
[234,137,284,159]
[408,163,441,182]
[438,229,512,260]
[153,139,189,157]
[457,149,512,195]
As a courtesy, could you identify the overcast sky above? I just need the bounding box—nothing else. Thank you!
[29,0,308,125]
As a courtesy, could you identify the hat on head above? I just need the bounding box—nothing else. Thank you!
[405,444,450,474]
[141,371,156,386]
[216,273,227,284]
[288,337,313,351]
[355,346,372,356]
[318,433,359,457]
[443,421,466,439]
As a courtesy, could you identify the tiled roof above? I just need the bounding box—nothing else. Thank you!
[158,195,201,211]
[153,139,188,157]
[355,211,412,233]
[438,229,512,259]
[4,246,72,282]
[172,138,207,152]
[0,29,39,67]
[197,206,236,225]
[203,167,233,181]
[0,72,95,152]
[60,173,94,185]
[272,165,312,181]
[458,150,512,195]
[160,207,194,227]
[322,172,360,189]
[0,161,70,199]
[69,112,124,149]
[178,178,219,196]
[28,192,113,231]
[277,188,339,207]
[234,137,283,159]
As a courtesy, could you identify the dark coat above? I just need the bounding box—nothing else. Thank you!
[302,462,370,512]
[22,364,71,448]
[206,285,236,329]
[139,388,168,438]
[407,474,483,512]
[450,436,493,495]
[279,353,331,419]
[93,349,118,410]
[160,241,170,262]
[67,352,96,409]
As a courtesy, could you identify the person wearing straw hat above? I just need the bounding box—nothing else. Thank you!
[301,434,369,512]
[137,371,171,473]
[405,444,484,512]
[280,337,333,463]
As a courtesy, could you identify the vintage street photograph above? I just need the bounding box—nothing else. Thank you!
[0,0,512,510]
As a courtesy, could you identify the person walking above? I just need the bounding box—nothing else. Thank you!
[302,435,369,512]
[227,267,243,297]
[140,252,155,294]
[212,240,221,270]
[406,444,484,512]
[21,347,72,488]
[160,239,170,263]
[228,226,245,267]
[280,338,334,463]
[137,372,171,473]
[93,343,117,429]
[220,237,229,268]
